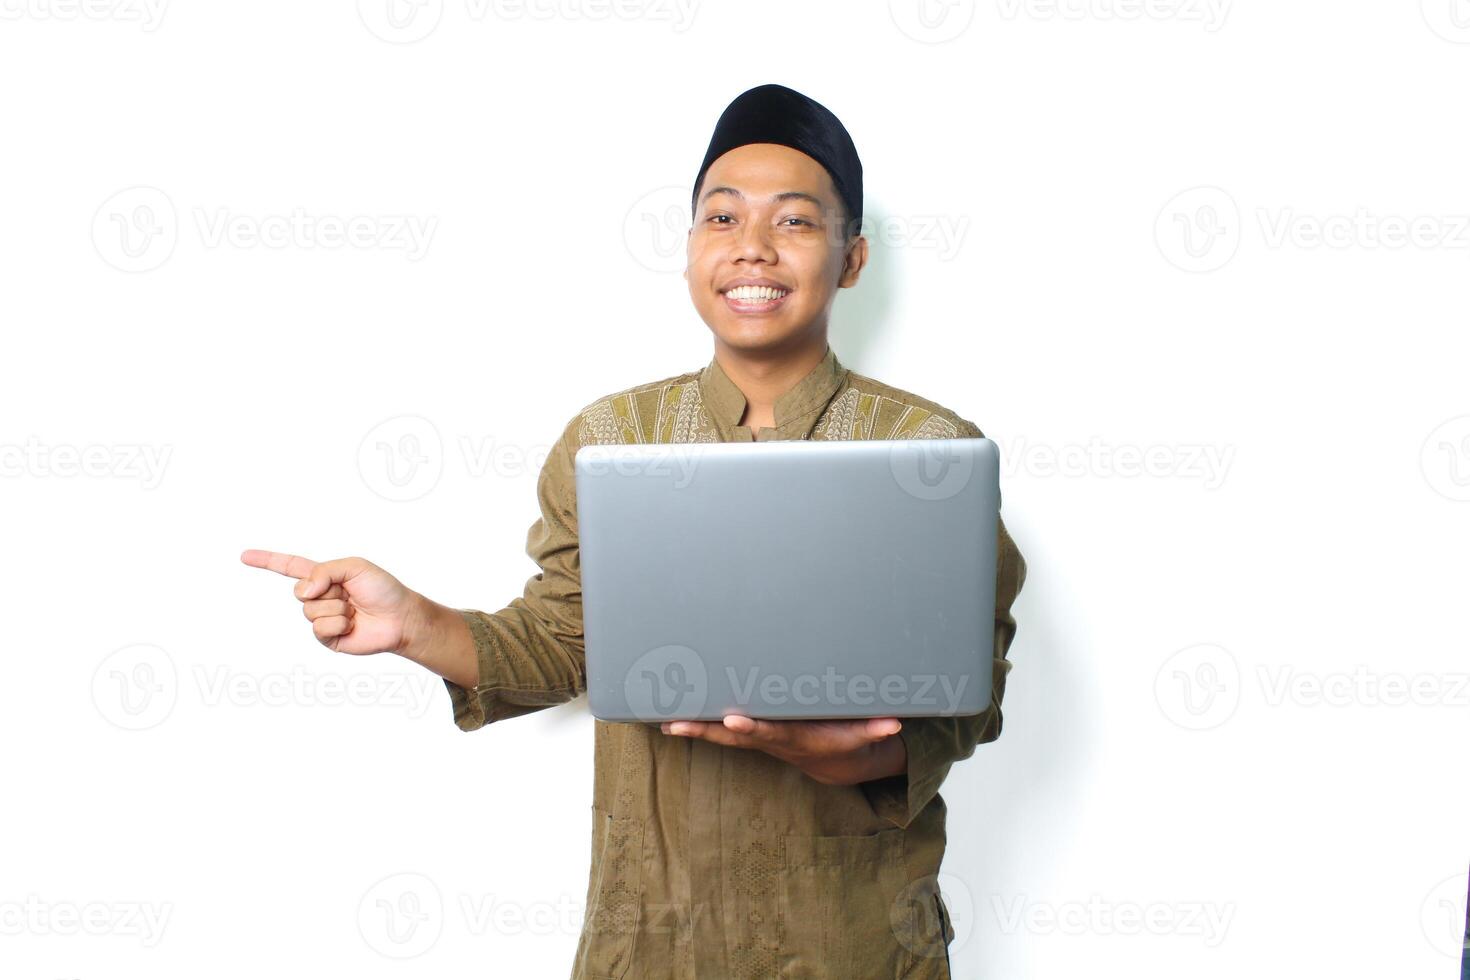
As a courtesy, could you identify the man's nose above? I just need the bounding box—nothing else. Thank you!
[733,217,777,260]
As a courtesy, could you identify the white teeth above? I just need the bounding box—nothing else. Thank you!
[727,285,788,301]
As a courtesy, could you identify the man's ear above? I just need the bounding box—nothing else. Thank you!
[838,235,869,288]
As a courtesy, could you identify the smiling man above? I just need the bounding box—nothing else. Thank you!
[242,83,1026,979]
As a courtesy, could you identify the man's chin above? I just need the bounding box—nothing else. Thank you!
[712,323,804,353]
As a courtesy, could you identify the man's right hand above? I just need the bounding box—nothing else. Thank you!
[239,550,421,656]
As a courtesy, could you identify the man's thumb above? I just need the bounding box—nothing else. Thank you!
[297,576,324,600]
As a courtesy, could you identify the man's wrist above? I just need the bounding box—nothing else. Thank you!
[396,591,441,665]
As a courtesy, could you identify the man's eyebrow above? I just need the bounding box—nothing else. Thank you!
[700,186,827,209]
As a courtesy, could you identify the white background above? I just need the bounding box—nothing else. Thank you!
[2,0,1467,977]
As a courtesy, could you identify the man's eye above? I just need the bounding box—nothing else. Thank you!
[782,217,814,227]
[708,215,733,225]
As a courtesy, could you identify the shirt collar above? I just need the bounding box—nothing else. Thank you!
[698,343,848,438]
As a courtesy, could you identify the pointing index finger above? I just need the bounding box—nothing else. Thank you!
[239,549,318,581]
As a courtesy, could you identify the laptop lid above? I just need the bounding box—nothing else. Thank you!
[574,437,1000,722]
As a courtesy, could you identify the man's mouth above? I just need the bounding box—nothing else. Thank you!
[722,284,791,314]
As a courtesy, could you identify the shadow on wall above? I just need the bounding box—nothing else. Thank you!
[942,523,1096,979]
[832,205,901,374]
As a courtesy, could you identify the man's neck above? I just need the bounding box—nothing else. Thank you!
[713,333,829,430]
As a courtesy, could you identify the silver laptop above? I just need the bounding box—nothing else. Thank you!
[574,437,1001,722]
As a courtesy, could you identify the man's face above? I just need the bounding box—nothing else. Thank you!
[685,142,866,354]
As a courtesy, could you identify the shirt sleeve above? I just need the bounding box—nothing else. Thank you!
[861,429,1028,829]
[444,416,588,731]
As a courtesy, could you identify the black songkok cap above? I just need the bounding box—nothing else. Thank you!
[691,83,863,236]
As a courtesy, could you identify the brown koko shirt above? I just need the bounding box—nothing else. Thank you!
[444,343,1027,979]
